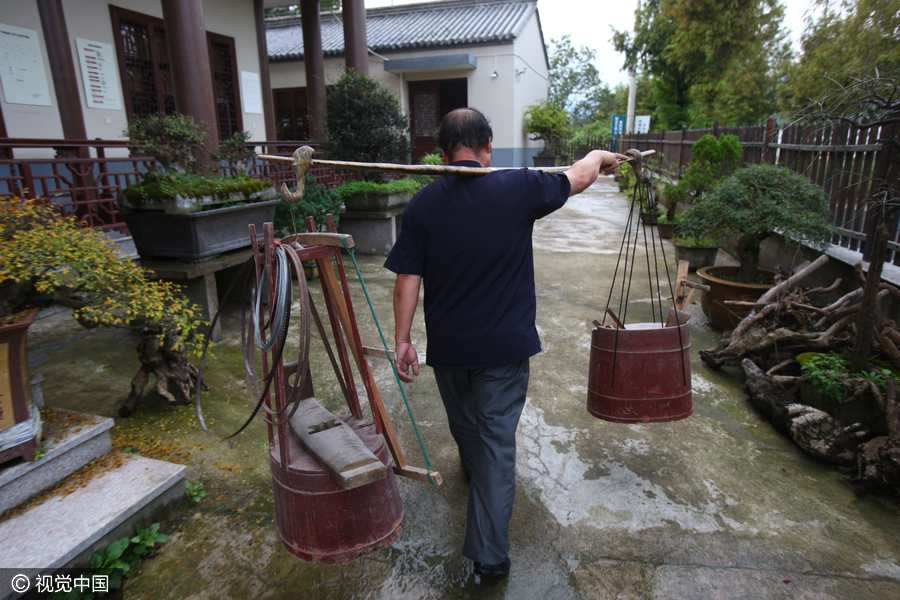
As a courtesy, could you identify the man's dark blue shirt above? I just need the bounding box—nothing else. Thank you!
[384,160,571,369]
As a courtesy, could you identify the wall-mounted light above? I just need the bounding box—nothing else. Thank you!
[492,70,498,78]
[515,67,527,82]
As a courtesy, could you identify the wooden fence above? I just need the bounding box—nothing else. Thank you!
[616,119,895,264]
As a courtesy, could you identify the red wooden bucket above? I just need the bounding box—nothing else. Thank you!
[270,415,405,564]
[587,322,692,423]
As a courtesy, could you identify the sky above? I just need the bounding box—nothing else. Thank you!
[363,0,819,87]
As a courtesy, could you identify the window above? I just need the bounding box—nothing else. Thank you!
[110,6,241,141]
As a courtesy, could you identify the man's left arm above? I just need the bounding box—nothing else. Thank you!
[565,150,628,196]
[393,273,422,383]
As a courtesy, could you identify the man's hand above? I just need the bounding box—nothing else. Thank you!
[566,150,629,196]
[394,340,419,383]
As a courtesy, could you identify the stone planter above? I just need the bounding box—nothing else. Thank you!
[697,265,775,330]
[674,243,718,272]
[343,190,413,213]
[657,221,679,239]
[118,185,278,215]
[123,199,280,262]
[533,155,564,168]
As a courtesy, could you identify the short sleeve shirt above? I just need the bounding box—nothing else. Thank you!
[384,161,571,369]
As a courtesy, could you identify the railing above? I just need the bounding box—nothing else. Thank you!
[616,119,894,264]
[0,139,351,235]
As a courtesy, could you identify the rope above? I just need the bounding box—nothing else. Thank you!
[339,237,438,486]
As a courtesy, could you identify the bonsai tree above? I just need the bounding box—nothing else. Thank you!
[679,164,833,283]
[0,197,207,354]
[662,133,742,222]
[326,71,410,181]
[121,114,270,207]
[524,99,570,157]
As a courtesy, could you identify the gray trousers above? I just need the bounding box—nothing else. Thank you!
[433,359,529,565]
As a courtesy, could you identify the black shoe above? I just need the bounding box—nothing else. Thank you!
[474,558,511,577]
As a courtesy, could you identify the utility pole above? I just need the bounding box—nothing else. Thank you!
[626,0,641,134]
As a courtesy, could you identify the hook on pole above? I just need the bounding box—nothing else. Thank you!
[281,146,315,204]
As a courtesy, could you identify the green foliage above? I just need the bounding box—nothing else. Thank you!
[130,522,169,558]
[663,134,742,218]
[613,0,788,127]
[124,113,208,174]
[672,234,717,247]
[121,172,270,204]
[185,480,208,504]
[333,177,425,202]
[548,35,616,124]
[680,164,833,282]
[800,353,897,402]
[781,0,900,113]
[420,151,444,166]
[0,198,208,356]
[524,100,571,156]
[211,130,255,176]
[326,71,410,181]
[275,174,343,234]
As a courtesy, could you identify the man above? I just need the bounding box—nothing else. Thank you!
[384,108,624,577]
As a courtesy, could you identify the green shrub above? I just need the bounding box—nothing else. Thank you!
[125,113,208,174]
[662,134,742,220]
[524,100,571,156]
[211,130,255,176]
[275,174,343,233]
[333,177,425,202]
[679,164,832,283]
[326,71,410,181]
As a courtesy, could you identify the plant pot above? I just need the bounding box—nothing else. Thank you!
[343,190,412,213]
[697,265,775,330]
[798,378,889,437]
[641,211,658,225]
[123,199,279,262]
[657,222,679,239]
[674,243,718,272]
[533,155,563,168]
[118,184,278,215]
[0,309,42,465]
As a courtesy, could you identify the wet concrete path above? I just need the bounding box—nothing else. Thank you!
[25,176,900,599]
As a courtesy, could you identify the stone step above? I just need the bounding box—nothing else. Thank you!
[0,409,113,515]
[0,452,185,575]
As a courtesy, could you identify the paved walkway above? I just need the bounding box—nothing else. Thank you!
[24,175,900,599]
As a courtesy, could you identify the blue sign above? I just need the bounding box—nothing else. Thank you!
[611,114,626,137]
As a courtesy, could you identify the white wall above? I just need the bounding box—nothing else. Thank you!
[269,11,551,167]
[0,0,267,151]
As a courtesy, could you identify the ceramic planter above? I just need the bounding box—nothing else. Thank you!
[0,309,42,465]
[697,265,774,330]
[657,221,679,239]
[533,155,564,168]
[118,185,278,215]
[124,199,279,262]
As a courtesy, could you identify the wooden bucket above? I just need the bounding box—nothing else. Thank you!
[587,322,692,423]
[270,415,405,564]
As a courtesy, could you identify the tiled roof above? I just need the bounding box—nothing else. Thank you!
[266,0,538,61]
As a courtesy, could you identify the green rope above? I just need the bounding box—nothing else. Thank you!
[340,238,438,485]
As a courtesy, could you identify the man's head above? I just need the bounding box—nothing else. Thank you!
[439,108,492,164]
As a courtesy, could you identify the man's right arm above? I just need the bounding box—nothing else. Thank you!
[393,273,422,383]
[565,150,628,196]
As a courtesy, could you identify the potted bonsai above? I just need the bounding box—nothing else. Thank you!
[659,134,742,238]
[524,100,570,167]
[671,233,719,272]
[0,197,208,456]
[117,114,278,262]
[680,164,833,329]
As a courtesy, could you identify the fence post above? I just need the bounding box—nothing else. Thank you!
[763,116,777,165]
[712,121,720,139]
[678,126,687,174]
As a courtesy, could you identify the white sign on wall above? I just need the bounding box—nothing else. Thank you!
[76,38,121,110]
[0,23,51,106]
[240,71,262,115]
[634,115,651,134]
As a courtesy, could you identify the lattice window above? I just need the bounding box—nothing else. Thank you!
[274,88,310,141]
[111,7,239,140]
[208,35,241,140]
[413,94,437,138]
